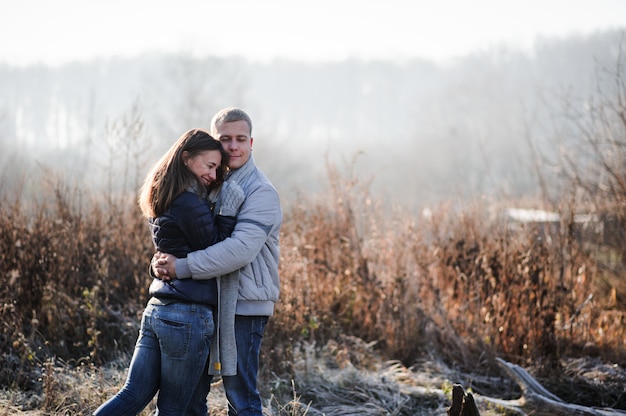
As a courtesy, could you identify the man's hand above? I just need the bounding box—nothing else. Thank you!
[152,252,178,281]
[219,180,245,217]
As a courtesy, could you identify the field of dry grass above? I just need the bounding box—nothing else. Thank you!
[1,153,625,415]
[2,58,626,416]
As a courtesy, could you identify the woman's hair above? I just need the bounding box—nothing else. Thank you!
[138,128,229,218]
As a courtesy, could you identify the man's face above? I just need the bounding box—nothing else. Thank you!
[215,120,253,170]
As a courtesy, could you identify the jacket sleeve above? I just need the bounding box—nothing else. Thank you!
[170,192,221,251]
[185,184,281,279]
[214,215,237,242]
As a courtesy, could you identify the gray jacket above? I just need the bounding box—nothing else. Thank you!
[176,155,282,373]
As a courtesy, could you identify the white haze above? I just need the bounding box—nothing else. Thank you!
[1,0,625,66]
[0,10,625,211]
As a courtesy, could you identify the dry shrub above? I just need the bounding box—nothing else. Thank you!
[264,157,625,386]
[425,201,596,368]
[266,161,434,376]
[2,150,625,412]
[0,168,152,391]
[534,46,626,312]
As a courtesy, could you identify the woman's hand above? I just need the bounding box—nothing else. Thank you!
[152,251,178,281]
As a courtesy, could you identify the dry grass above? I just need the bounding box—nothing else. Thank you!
[2,58,626,414]
[2,154,626,414]
[3,159,625,414]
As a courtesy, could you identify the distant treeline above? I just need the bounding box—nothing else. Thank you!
[1,29,625,209]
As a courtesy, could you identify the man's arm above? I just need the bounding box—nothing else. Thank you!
[156,185,280,280]
[185,185,281,279]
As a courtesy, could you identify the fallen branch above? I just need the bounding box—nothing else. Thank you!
[475,358,626,415]
[448,358,626,416]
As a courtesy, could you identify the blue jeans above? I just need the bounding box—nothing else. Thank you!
[186,315,268,416]
[94,302,215,416]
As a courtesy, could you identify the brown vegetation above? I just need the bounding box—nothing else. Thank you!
[2,53,626,416]
[2,152,625,414]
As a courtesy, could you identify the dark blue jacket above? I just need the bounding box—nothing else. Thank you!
[148,190,235,305]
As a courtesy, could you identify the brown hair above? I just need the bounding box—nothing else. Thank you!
[138,128,228,218]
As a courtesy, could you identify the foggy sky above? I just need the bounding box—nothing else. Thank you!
[1,29,624,211]
[1,0,625,66]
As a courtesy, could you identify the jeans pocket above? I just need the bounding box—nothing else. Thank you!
[154,316,191,359]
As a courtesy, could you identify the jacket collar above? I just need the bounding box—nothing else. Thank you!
[226,154,256,184]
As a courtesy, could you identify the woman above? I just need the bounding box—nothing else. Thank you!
[94,128,244,415]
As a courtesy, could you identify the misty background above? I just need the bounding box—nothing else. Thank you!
[1,29,624,211]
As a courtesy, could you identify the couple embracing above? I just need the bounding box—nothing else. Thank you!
[94,107,282,416]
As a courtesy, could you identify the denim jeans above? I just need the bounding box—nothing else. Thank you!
[186,315,268,416]
[93,302,214,416]
[224,315,268,416]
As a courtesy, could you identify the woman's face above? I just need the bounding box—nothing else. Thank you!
[184,149,222,186]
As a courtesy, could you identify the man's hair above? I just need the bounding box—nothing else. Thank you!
[210,107,253,136]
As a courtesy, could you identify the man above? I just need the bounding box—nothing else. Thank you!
[153,107,282,416]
